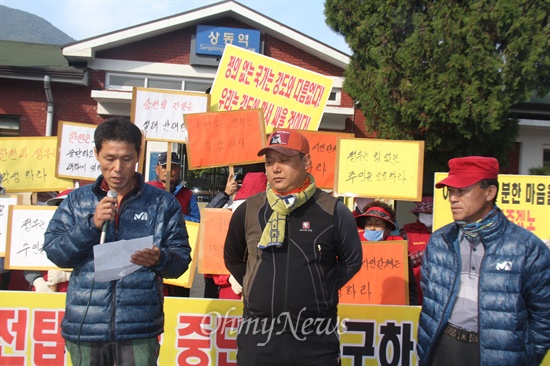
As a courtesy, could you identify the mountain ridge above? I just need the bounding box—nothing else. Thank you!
[0,5,75,45]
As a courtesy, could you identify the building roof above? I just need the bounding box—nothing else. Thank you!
[0,40,86,83]
[62,0,350,69]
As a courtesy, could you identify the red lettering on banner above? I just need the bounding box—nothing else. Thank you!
[219,88,240,111]
[292,80,326,107]
[273,72,295,98]
[254,65,274,92]
[225,56,242,81]
[293,79,308,104]
[32,309,65,365]
[309,84,325,108]
[271,107,288,128]
[238,60,255,85]
[239,94,261,110]
[262,102,275,127]
[0,308,28,365]
[68,131,92,144]
[215,317,239,365]
[287,111,311,130]
[176,314,212,366]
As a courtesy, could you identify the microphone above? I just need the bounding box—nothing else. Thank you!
[99,190,118,244]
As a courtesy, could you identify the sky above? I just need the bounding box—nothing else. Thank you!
[0,0,351,54]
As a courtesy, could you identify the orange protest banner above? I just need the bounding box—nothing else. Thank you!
[339,240,409,305]
[297,130,354,190]
[184,109,266,169]
[198,208,233,275]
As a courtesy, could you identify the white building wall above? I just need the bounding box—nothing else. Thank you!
[517,119,550,175]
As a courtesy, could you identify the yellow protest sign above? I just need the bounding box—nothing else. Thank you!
[433,173,550,241]
[1,292,549,365]
[334,138,424,201]
[0,137,73,192]
[210,44,333,134]
[164,221,200,288]
[0,292,423,366]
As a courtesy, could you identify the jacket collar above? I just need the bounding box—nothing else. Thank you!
[92,173,144,199]
[442,206,506,248]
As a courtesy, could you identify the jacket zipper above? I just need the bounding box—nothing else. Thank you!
[429,237,459,362]
[283,216,290,316]
[283,216,290,362]
[109,198,121,341]
[476,239,486,365]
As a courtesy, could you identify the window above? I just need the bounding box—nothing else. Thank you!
[184,81,211,93]
[106,73,212,93]
[148,78,184,90]
[326,89,341,106]
[544,148,550,168]
[107,74,145,91]
[0,115,20,136]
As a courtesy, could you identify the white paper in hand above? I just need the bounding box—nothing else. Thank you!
[93,235,154,282]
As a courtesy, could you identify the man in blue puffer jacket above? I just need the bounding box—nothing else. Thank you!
[417,156,550,366]
[44,117,191,365]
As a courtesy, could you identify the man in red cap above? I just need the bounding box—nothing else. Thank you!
[417,156,550,366]
[224,129,362,366]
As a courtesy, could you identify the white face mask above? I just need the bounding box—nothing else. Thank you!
[418,213,433,227]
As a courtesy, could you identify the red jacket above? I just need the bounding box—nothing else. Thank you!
[147,181,192,215]
[401,221,432,305]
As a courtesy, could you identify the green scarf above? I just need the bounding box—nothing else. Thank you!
[258,174,317,249]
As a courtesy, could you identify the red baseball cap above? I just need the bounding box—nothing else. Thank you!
[435,156,499,189]
[257,129,309,157]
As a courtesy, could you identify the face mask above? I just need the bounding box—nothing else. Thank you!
[36,201,47,206]
[363,229,385,242]
[418,213,433,227]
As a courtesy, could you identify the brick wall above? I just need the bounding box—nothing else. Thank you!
[0,78,104,137]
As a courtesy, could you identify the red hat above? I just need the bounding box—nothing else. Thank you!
[435,156,499,189]
[354,206,397,231]
[234,172,267,201]
[257,129,309,157]
[46,188,73,206]
[411,196,433,214]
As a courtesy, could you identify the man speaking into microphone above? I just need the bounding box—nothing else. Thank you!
[44,117,191,365]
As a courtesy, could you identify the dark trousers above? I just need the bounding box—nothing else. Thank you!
[0,271,11,290]
[430,333,480,366]
[165,284,190,297]
[203,276,220,298]
[236,319,340,366]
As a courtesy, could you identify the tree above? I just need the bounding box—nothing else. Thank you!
[324,0,550,173]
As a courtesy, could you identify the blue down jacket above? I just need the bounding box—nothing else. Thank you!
[44,174,190,342]
[417,207,550,365]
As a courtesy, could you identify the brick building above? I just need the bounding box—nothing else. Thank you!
[1,0,549,193]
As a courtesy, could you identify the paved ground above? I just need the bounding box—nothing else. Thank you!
[189,266,206,298]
